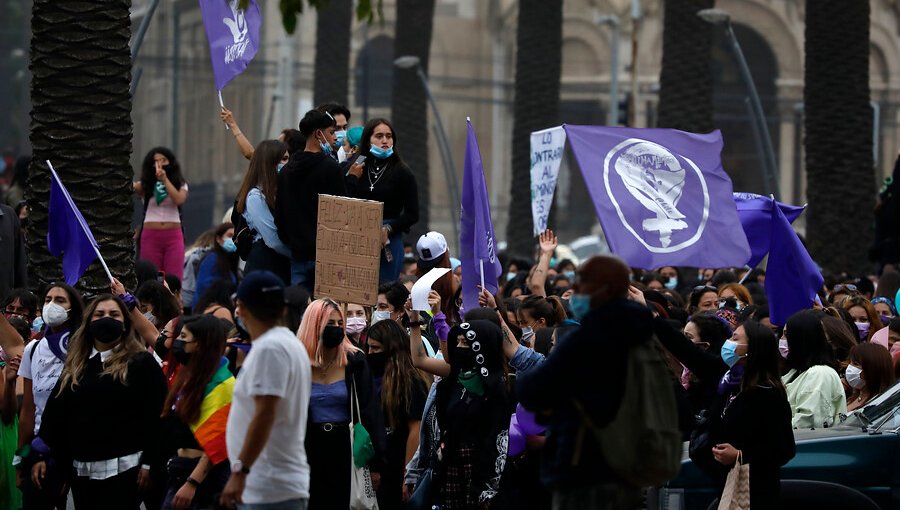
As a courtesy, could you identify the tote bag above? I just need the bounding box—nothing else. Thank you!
[718,451,750,510]
[349,380,379,510]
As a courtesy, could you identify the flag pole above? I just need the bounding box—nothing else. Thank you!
[218,90,230,130]
[479,259,485,291]
[46,161,115,284]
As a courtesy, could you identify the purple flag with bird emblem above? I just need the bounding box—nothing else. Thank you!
[564,125,750,269]
[460,119,503,313]
[199,0,262,91]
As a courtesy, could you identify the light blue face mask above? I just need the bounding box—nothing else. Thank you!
[32,316,44,334]
[506,272,516,282]
[222,237,237,253]
[563,271,576,281]
[318,131,333,155]
[570,294,591,320]
[277,163,285,173]
[664,277,678,290]
[370,145,394,160]
[335,130,347,146]
[720,340,744,368]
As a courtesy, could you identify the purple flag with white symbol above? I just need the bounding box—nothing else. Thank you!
[733,192,805,267]
[460,119,502,312]
[564,125,750,269]
[48,167,99,285]
[199,0,262,91]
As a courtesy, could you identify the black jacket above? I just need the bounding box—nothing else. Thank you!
[0,204,26,302]
[346,160,419,234]
[516,298,653,489]
[274,151,348,261]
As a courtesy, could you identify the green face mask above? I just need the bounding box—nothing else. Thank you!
[458,369,485,396]
[154,180,168,205]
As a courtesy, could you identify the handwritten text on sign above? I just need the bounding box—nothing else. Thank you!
[315,195,383,305]
[530,126,567,236]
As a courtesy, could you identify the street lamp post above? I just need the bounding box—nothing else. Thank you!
[596,15,621,126]
[394,55,460,241]
[698,8,780,199]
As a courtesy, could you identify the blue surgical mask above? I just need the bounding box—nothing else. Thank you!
[32,316,44,334]
[318,131,333,155]
[335,130,347,146]
[720,340,745,368]
[222,237,237,253]
[277,163,285,173]
[506,272,516,282]
[564,271,576,281]
[370,145,394,160]
[371,310,391,326]
[664,277,678,290]
[570,293,591,320]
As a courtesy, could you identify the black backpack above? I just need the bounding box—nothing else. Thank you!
[230,199,256,261]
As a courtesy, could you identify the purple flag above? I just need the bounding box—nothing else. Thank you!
[767,203,823,325]
[460,119,502,312]
[199,0,262,91]
[733,192,805,267]
[47,167,99,285]
[564,125,750,269]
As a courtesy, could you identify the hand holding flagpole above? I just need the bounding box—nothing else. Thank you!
[218,91,230,130]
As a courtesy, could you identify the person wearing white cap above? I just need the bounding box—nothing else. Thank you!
[415,232,459,326]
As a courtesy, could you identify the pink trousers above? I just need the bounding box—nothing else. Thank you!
[140,227,185,281]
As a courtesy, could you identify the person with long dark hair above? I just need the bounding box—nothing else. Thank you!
[135,147,189,280]
[781,310,847,428]
[16,283,84,509]
[233,140,292,283]
[347,118,419,282]
[160,315,234,510]
[707,321,795,508]
[32,295,167,509]
[192,223,240,311]
[365,319,430,509]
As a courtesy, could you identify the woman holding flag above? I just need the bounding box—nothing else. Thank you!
[160,315,234,510]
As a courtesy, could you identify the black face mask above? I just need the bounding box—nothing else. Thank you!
[90,317,124,344]
[155,333,169,357]
[322,326,345,348]
[172,340,193,365]
[367,351,387,378]
[449,345,477,371]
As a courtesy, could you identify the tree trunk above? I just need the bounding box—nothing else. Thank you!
[313,0,352,107]
[506,0,562,258]
[27,0,136,295]
[390,0,436,241]
[804,0,872,275]
[656,0,715,133]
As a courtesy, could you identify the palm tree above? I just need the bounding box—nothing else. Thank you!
[390,0,436,240]
[27,0,136,294]
[505,0,563,257]
[312,0,352,107]
[656,0,715,133]
[804,0,873,275]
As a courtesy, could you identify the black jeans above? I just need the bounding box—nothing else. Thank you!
[70,466,141,510]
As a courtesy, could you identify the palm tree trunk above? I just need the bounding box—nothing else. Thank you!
[506,0,562,258]
[27,0,136,294]
[656,0,715,133]
[313,0,352,106]
[804,0,872,275]
[390,0,436,240]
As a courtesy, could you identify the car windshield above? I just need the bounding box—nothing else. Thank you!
[843,380,900,433]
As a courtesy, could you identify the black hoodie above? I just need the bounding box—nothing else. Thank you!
[275,150,352,261]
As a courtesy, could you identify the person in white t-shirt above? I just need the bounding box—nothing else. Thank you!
[221,271,311,510]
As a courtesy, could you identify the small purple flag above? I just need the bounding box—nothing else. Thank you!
[733,192,805,268]
[564,125,750,269]
[199,0,262,91]
[460,119,502,312]
[47,166,100,285]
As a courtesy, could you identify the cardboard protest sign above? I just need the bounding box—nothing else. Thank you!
[314,195,383,305]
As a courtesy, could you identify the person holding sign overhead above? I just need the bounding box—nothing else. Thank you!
[346,118,419,283]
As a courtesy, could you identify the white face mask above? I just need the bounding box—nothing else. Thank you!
[521,327,535,343]
[778,337,790,359]
[845,364,865,390]
[42,302,69,328]
[346,317,367,335]
[371,310,391,326]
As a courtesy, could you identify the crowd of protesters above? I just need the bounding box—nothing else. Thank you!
[0,107,898,510]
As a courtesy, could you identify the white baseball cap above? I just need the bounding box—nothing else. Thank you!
[416,231,449,271]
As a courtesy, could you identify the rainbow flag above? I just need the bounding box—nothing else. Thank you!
[190,358,234,464]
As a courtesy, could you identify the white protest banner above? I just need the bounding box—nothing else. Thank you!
[530,126,567,236]
[411,267,451,311]
[314,195,383,305]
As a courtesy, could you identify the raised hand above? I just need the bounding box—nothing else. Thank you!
[539,229,558,255]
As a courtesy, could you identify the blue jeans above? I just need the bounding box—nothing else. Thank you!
[290,259,316,293]
[380,230,404,283]
[238,498,308,510]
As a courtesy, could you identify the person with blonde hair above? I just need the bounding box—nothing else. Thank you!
[298,299,386,509]
[32,295,167,509]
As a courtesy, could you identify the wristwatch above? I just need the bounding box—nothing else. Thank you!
[231,460,250,475]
